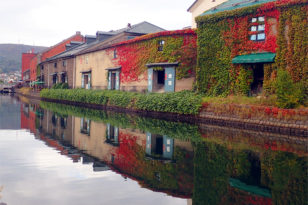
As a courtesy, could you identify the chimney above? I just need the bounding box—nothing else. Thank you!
[85,35,96,44]
[76,31,81,35]
[127,23,131,28]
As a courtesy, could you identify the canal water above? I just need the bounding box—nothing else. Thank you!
[0,95,307,205]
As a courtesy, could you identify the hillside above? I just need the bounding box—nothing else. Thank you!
[0,44,47,73]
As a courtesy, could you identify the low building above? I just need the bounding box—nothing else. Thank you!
[40,39,92,88]
[26,31,84,86]
[195,0,307,96]
[75,28,197,93]
[75,21,165,90]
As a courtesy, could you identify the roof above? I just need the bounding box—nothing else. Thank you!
[43,40,98,62]
[187,0,199,12]
[202,0,276,16]
[39,32,83,54]
[111,21,165,35]
[77,21,166,55]
[111,29,196,48]
[232,52,276,64]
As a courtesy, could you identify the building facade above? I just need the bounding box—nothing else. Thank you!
[25,32,84,85]
[196,0,307,97]
[75,29,197,93]
[21,52,37,83]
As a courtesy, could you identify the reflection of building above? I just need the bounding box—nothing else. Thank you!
[40,110,74,145]
[106,124,119,146]
[72,115,194,198]
[146,133,174,161]
[0,95,21,129]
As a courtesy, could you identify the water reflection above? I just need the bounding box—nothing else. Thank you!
[0,95,307,205]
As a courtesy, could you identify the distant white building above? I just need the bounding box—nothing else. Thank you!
[187,0,227,28]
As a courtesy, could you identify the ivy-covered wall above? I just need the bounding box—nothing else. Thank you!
[109,29,197,82]
[196,0,307,98]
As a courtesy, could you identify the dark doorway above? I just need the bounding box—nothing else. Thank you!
[251,64,264,95]
[157,70,165,85]
[154,136,163,155]
[52,74,57,84]
[153,70,165,92]
[61,73,66,83]
[111,73,116,90]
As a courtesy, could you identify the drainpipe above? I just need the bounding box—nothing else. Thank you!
[73,57,76,88]
[47,64,49,88]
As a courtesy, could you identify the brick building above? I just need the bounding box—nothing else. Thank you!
[21,52,37,83]
[25,32,84,85]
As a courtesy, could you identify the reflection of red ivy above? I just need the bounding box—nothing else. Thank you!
[107,29,197,83]
[227,186,272,205]
[110,131,193,197]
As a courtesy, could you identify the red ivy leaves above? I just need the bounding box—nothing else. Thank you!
[109,29,197,83]
[223,4,280,57]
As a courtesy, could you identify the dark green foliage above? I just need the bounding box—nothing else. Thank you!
[235,67,253,96]
[262,151,308,205]
[193,142,229,204]
[39,101,201,141]
[196,20,231,96]
[40,89,203,115]
[275,69,304,108]
[135,90,202,115]
[52,83,69,89]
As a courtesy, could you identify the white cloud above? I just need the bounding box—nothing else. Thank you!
[0,0,194,46]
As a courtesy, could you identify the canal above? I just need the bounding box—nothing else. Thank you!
[0,95,307,205]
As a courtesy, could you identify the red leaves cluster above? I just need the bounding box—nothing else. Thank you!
[223,4,280,57]
[109,29,197,83]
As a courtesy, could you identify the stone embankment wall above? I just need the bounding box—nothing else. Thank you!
[199,103,308,136]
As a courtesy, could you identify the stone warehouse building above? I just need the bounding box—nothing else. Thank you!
[40,22,164,89]
[195,0,307,96]
[21,32,84,86]
[75,29,197,93]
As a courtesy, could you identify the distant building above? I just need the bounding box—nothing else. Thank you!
[187,0,227,28]
[21,52,36,83]
[22,31,84,85]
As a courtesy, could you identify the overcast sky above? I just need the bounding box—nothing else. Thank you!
[0,0,194,47]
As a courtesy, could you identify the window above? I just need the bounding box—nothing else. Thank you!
[80,118,90,135]
[52,114,58,126]
[41,65,44,70]
[158,40,165,51]
[249,16,265,41]
[52,74,57,84]
[62,60,66,67]
[54,63,57,68]
[60,117,67,129]
[61,73,67,83]
[113,49,117,59]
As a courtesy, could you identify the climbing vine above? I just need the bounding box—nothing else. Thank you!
[107,29,197,83]
[196,0,307,101]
